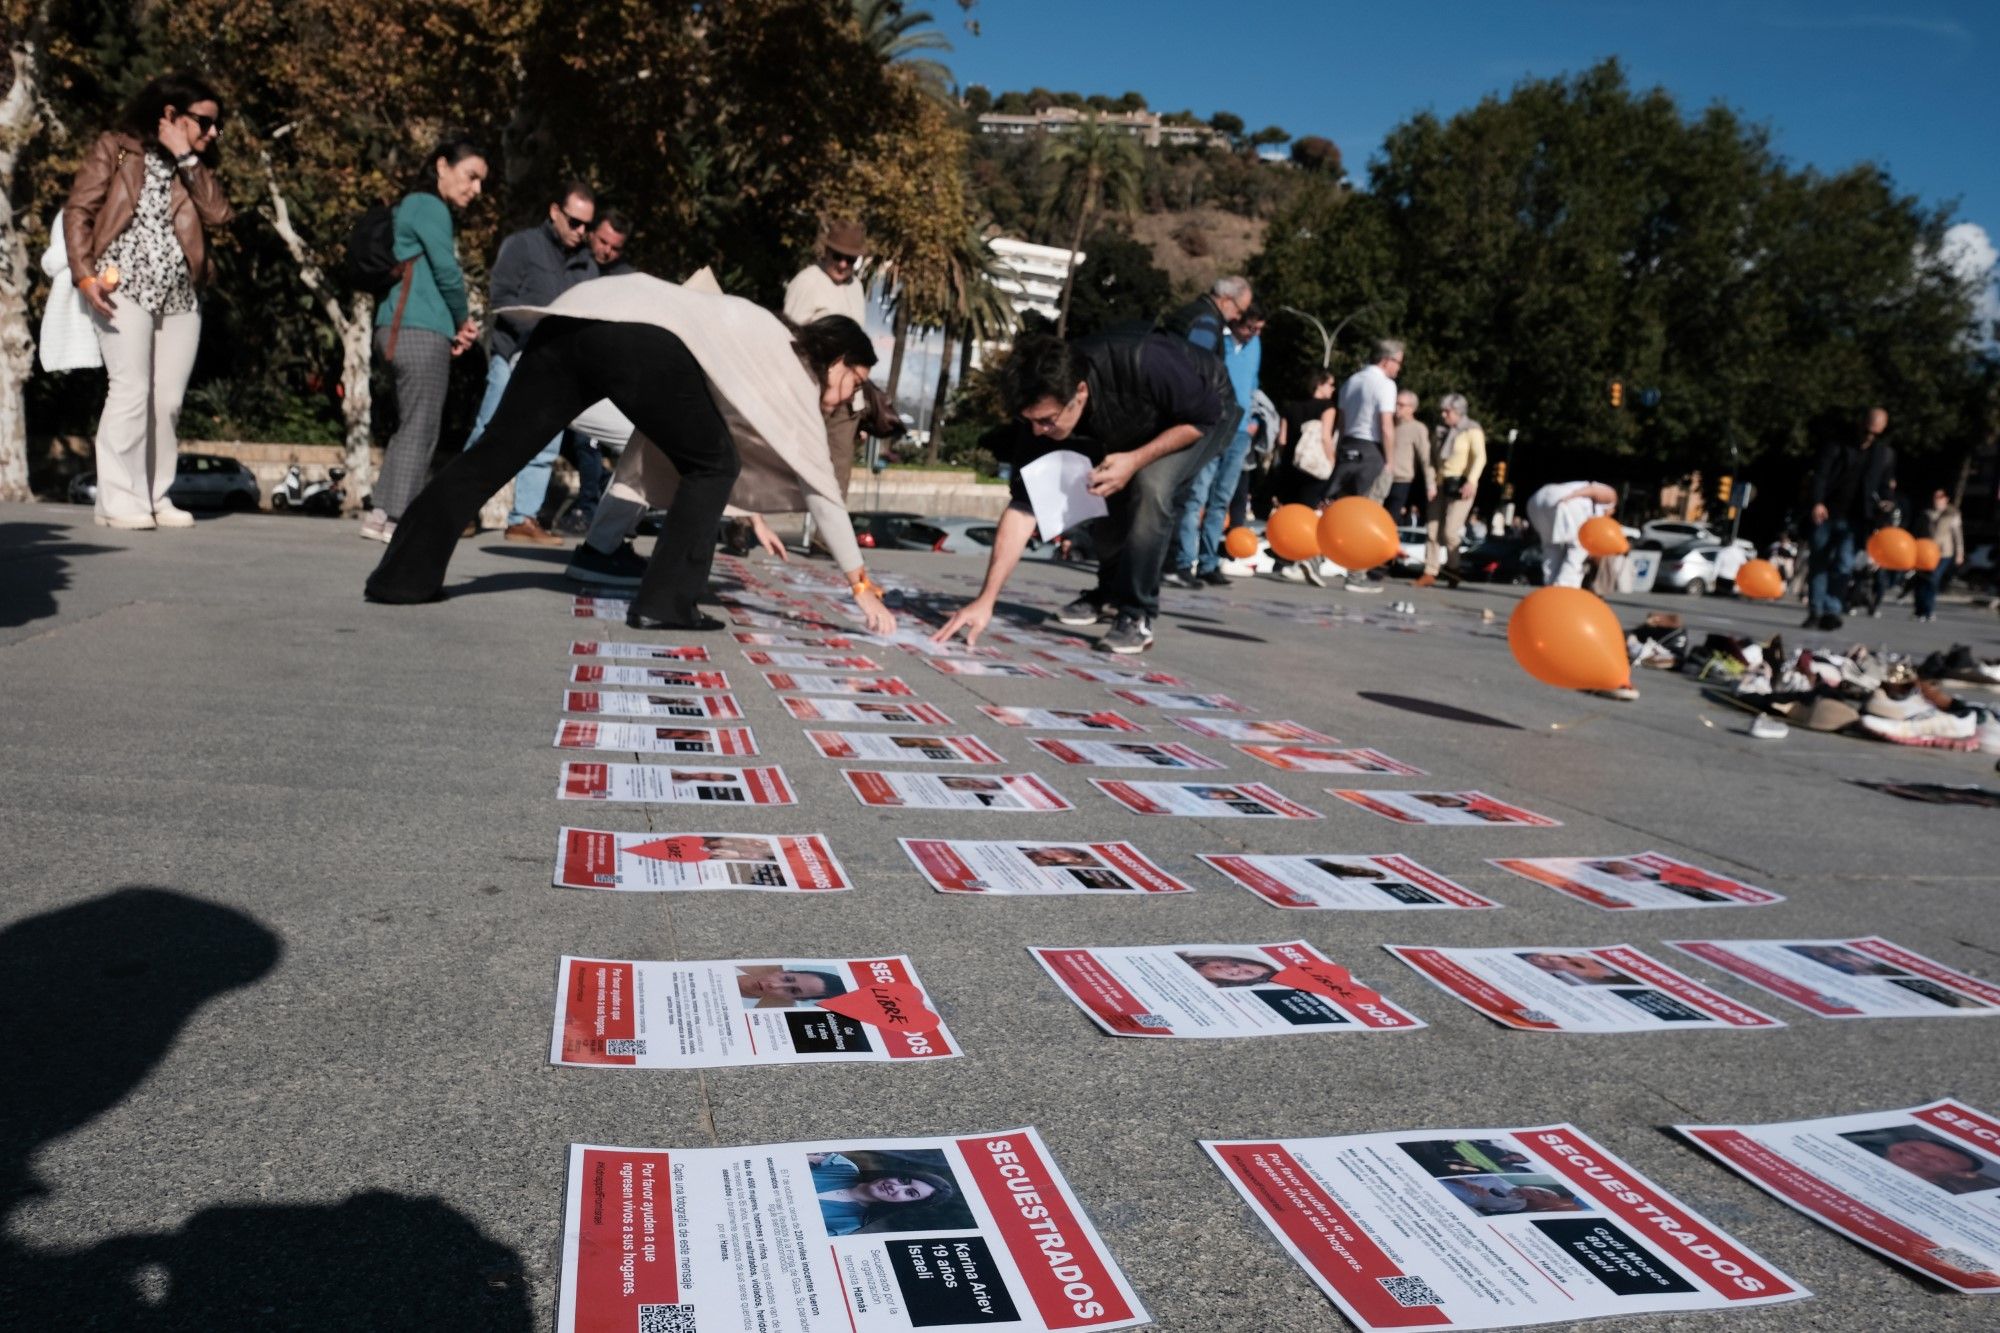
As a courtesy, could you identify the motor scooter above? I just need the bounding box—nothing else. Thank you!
[270,463,346,516]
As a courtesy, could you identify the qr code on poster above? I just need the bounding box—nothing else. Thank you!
[605,1039,646,1057]
[1132,1013,1173,1030]
[637,1302,697,1333]
[1516,1010,1554,1025]
[1926,1245,1996,1276]
[1377,1275,1443,1308]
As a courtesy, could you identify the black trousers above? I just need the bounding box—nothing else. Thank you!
[365,319,740,621]
[1083,403,1239,619]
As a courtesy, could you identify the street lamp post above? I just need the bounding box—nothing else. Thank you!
[1279,304,1377,369]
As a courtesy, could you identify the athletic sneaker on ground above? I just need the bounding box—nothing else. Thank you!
[1343,574,1382,595]
[1058,596,1113,626]
[1100,611,1154,654]
[567,541,648,588]
[1161,570,1202,590]
[1859,710,1979,748]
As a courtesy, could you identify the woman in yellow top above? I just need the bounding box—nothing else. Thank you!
[1414,394,1487,588]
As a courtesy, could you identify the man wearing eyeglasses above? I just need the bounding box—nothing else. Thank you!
[468,179,600,544]
[784,219,870,499]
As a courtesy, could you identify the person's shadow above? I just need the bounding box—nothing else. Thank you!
[0,521,115,630]
[0,888,530,1330]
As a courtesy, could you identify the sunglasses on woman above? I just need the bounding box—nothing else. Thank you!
[183,112,221,135]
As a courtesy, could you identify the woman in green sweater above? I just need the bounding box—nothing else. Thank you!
[361,138,486,542]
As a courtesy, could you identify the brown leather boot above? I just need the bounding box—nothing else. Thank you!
[1412,572,1437,588]
[505,517,564,547]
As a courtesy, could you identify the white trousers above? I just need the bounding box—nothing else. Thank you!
[1542,541,1590,588]
[92,305,201,519]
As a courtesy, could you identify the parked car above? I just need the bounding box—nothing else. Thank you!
[916,514,1050,557]
[1460,533,1544,584]
[1640,518,1717,548]
[850,511,950,551]
[1656,541,1725,594]
[67,452,260,511]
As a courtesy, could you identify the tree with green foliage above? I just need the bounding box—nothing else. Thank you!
[1041,115,1142,334]
[852,0,953,99]
[1290,135,1341,175]
[1064,228,1171,338]
[1249,125,1289,150]
[1207,110,1244,141]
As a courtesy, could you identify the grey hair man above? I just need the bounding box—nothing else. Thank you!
[1325,338,1404,592]
[1165,275,1253,357]
[1378,388,1425,521]
[1414,393,1486,588]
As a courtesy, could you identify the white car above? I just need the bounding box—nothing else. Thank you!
[1641,519,1718,548]
[1656,540,1749,594]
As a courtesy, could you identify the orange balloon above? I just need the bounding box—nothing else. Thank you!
[1316,496,1400,570]
[1866,526,1916,571]
[1507,587,1630,692]
[1578,516,1629,557]
[1735,559,1784,600]
[1912,538,1942,572]
[1266,504,1323,563]
[1224,527,1260,560]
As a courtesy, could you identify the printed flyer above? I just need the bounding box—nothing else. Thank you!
[735,632,869,649]
[553,829,851,893]
[806,731,1005,764]
[570,596,631,620]
[1679,1099,2000,1292]
[782,698,958,727]
[1031,941,1423,1038]
[570,641,712,661]
[766,672,917,697]
[1062,667,1192,687]
[571,666,732,689]
[744,651,886,670]
[552,954,957,1068]
[1492,855,1783,911]
[1235,745,1425,776]
[1028,739,1224,770]
[553,722,757,756]
[1092,780,1323,819]
[1202,854,1499,911]
[731,611,837,631]
[979,707,1144,733]
[1106,689,1248,712]
[1204,1124,1805,1330]
[844,771,1073,812]
[558,763,797,806]
[1384,944,1783,1032]
[1665,937,2000,1018]
[926,659,1059,679]
[556,1128,1149,1333]
[1172,717,1339,744]
[1331,790,1562,827]
[564,691,743,720]
[900,839,1192,896]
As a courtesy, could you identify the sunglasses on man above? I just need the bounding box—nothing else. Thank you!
[826,250,859,266]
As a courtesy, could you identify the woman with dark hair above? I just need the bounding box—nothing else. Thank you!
[360,138,488,543]
[1176,953,1280,987]
[807,1153,957,1235]
[63,72,233,530]
[365,271,896,633]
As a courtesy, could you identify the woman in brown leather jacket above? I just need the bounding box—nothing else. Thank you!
[64,73,233,530]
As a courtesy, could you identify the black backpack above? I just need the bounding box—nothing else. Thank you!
[341,203,403,294]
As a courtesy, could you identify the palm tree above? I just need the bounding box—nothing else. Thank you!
[924,224,1017,462]
[1041,116,1144,335]
[852,0,954,96]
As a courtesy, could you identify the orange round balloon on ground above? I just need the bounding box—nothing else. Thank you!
[1866,527,1916,571]
[1507,587,1630,691]
[1735,559,1784,600]
[1316,497,1400,570]
[1266,504,1322,563]
[1224,527,1260,560]
[1578,516,1629,556]
[1912,538,1942,572]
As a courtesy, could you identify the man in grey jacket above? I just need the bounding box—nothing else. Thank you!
[467,180,599,544]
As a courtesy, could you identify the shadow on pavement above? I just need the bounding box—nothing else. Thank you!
[0,888,530,1330]
[1359,690,1525,730]
[437,569,583,600]
[1179,624,1268,644]
[0,521,115,630]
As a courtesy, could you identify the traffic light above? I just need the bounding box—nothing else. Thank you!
[1717,475,1733,503]
[1494,460,1507,485]
[1609,380,1624,408]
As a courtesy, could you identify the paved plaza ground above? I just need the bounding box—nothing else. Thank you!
[3,500,1997,1331]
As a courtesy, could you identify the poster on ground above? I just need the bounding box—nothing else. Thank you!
[980,707,1145,733]
[1202,853,1499,911]
[571,666,732,689]
[744,651,885,670]
[1204,1124,1805,1330]
[1492,854,1783,911]
[553,722,757,756]
[1028,739,1224,771]
[845,771,1073,812]
[807,732,1005,764]
[1331,790,1561,827]
[1665,937,2000,1018]
[735,631,869,649]
[564,691,742,720]
[558,762,796,806]
[1107,689,1249,712]
[1679,1099,2000,1293]
[767,672,917,697]
[1092,780,1322,820]
[570,641,712,661]
[900,839,1191,896]
[552,954,957,1068]
[1235,745,1425,776]
[782,698,957,727]
[570,597,631,620]
[1384,944,1783,1032]
[926,659,1058,679]
[1172,717,1338,744]
[1031,941,1422,1038]
[556,1128,1149,1333]
[554,829,851,893]
[1063,667,1192,687]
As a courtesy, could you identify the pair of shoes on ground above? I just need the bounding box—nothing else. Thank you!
[1053,597,1153,653]
[1163,568,1232,590]
[359,509,397,544]
[96,504,195,530]
[1859,683,1982,749]
[1918,643,2000,685]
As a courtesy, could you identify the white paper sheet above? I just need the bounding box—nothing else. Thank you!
[1020,449,1108,541]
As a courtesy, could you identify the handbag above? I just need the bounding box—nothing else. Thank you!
[1440,475,1468,501]
[1292,417,1333,480]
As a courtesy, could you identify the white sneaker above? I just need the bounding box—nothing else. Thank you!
[94,513,157,530]
[1972,708,2000,755]
[153,503,197,529]
[1859,710,1978,747]
[1278,564,1309,584]
[1750,714,1790,740]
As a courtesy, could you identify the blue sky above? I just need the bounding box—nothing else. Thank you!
[944,1,1996,231]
